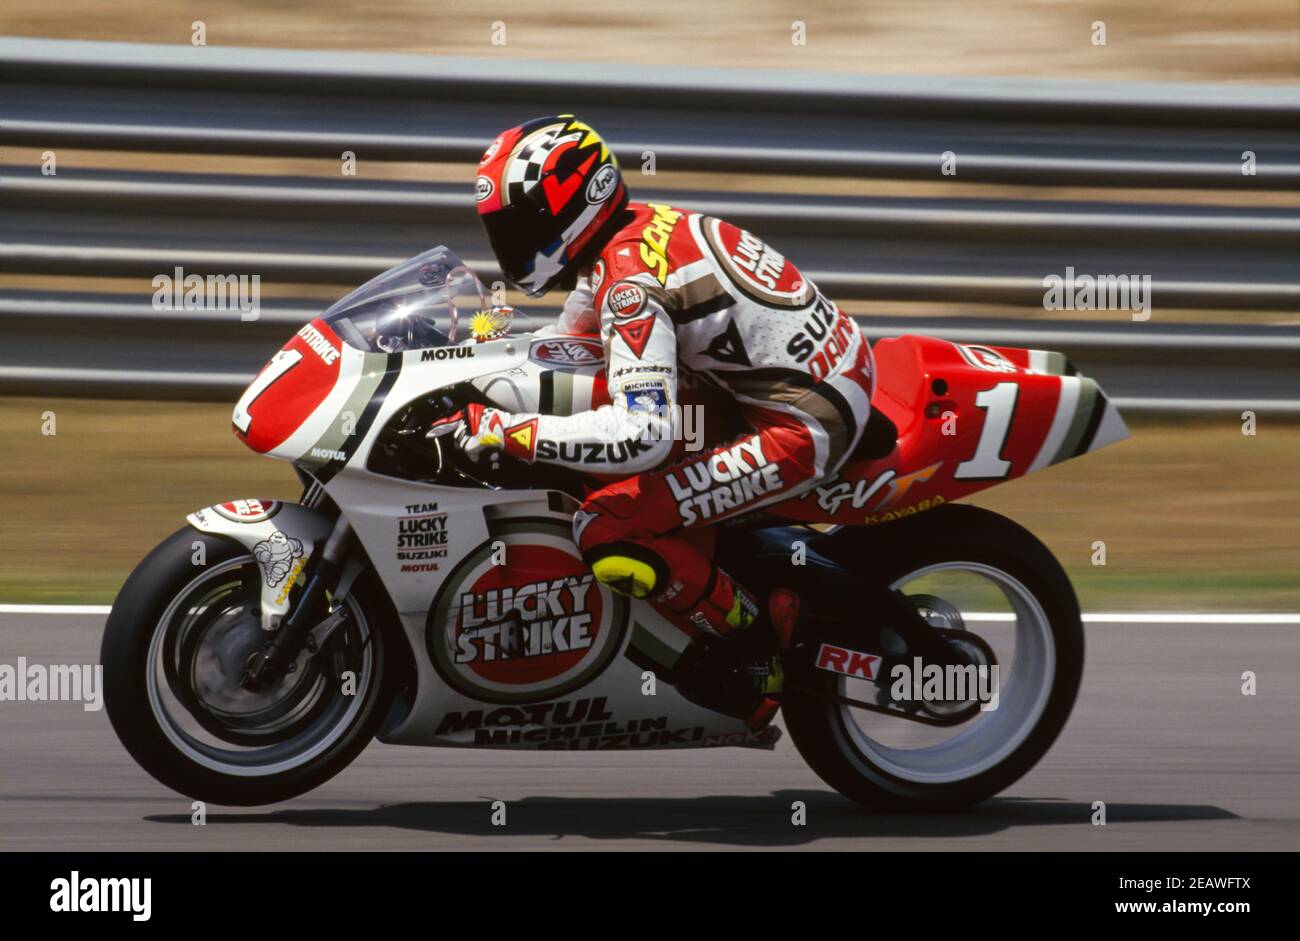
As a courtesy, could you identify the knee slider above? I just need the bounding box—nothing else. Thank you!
[590,555,658,599]
[584,541,669,601]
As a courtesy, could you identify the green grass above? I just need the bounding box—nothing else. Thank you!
[1062,569,1300,612]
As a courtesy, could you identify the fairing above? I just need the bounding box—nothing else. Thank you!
[768,335,1130,526]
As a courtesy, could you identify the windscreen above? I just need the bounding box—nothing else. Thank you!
[321,246,488,353]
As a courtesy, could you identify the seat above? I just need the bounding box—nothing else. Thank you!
[849,405,899,461]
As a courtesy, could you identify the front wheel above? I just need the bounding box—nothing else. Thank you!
[102,527,395,805]
[782,505,1084,810]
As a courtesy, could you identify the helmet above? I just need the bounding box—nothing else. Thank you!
[475,115,629,297]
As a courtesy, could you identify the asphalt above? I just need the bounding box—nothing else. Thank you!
[1,612,1296,851]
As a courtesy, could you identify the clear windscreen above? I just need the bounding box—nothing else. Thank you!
[321,246,488,353]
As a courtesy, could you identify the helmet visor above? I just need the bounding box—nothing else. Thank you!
[480,202,558,296]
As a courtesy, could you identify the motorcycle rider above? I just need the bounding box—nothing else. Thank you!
[433,116,875,727]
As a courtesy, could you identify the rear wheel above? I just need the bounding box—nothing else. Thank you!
[782,505,1084,810]
[102,527,396,805]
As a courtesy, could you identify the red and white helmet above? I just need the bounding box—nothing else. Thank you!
[475,115,629,297]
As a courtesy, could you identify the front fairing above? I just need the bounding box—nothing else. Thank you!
[232,247,522,470]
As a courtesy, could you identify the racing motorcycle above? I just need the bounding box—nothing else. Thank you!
[102,246,1128,809]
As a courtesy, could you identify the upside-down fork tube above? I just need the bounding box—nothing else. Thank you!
[242,514,353,689]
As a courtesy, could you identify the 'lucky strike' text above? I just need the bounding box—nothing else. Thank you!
[456,575,596,663]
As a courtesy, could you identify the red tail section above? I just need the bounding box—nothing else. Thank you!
[769,335,1129,526]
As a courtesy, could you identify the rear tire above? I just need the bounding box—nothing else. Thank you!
[783,505,1084,810]
[102,527,397,806]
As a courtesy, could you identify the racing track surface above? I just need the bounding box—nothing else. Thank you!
[1,611,1297,851]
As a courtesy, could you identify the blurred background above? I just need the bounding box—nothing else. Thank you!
[1,1,1297,607]
[5,0,1298,79]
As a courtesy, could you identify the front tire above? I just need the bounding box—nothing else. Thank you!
[783,505,1084,810]
[102,527,396,805]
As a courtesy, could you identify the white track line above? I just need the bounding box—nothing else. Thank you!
[0,604,1297,624]
[964,612,1300,624]
[0,605,113,614]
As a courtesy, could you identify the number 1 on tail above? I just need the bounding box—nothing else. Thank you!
[954,382,1018,479]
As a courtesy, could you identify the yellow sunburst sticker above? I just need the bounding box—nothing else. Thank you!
[468,307,513,341]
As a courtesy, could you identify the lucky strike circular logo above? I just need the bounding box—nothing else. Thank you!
[608,280,648,319]
[427,523,627,704]
[704,217,813,309]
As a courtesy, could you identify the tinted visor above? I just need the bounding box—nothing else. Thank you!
[480,202,558,295]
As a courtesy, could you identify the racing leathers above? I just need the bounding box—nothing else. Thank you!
[465,202,875,639]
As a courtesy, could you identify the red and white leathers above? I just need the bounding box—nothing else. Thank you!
[484,202,875,636]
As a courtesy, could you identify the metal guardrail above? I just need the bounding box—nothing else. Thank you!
[4,38,1300,187]
[1,38,1298,410]
[2,291,1296,412]
[5,168,1299,310]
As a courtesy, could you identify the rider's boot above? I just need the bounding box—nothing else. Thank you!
[659,572,799,729]
[744,588,800,730]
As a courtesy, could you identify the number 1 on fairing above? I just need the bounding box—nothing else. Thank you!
[954,382,1018,479]
[232,349,303,434]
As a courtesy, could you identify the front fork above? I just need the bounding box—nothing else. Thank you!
[241,514,354,689]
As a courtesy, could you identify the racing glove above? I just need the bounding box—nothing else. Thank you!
[427,404,509,462]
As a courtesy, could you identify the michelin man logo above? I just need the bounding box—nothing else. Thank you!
[253,531,304,587]
[630,391,660,413]
[621,379,668,415]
